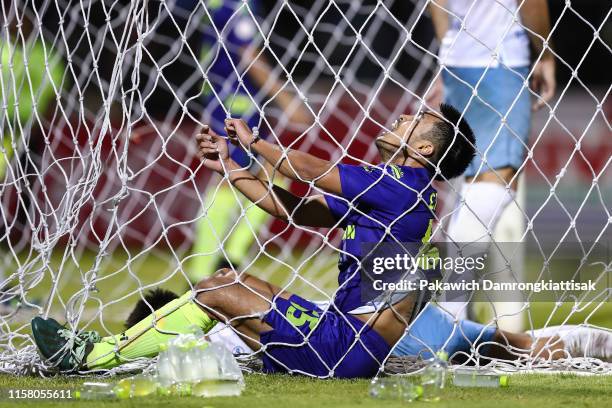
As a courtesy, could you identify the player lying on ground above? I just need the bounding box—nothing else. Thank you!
[30,104,610,377]
[122,289,612,366]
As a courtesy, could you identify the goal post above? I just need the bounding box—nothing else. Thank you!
[0,0,610,377]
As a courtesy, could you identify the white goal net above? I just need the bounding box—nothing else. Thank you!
[0,0,610,377]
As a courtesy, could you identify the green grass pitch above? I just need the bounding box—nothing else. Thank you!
[0,373,610,407]
[2,249,611,407]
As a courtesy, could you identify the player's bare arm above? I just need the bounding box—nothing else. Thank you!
[196,126,336,228]
[519,0,556,111]
[223,118,343,195]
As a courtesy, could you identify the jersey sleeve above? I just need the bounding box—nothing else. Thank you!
[323,194,350,227]
[336,164,417,211]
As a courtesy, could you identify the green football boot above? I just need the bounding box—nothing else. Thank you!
[31,317,101,371]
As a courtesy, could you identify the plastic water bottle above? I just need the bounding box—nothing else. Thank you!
[180,339,202,382]
[369,376,423,402]
[75,376,157,400]
[192,378,243,397]
[157,343,175,382]
[168,382,193,397]
[156,343,192,396]
[155,334,244,397]
[420,352,448,402]
[192,343,243,397]
[453,369,509,388]
[116,375,158,397]
[168,340,186,381]
[200,343,221,379]
[191,342,210,383]
[75,383,124,400]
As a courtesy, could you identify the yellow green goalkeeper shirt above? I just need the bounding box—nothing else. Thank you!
[1,39,65,178]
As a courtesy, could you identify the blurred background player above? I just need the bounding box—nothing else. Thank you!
[175,0,310,283]
[428,0,556,329]
[0,3,64,310]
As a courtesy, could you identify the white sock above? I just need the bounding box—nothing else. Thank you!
[206,322,254,355]
[530,325,612,361]
[447,181,515,243]
[440,181,515,319]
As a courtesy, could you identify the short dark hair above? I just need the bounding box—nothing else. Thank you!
[425,103,476,181]
[125,288,179,328]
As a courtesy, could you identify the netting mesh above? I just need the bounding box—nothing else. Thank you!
[0,0,610,377]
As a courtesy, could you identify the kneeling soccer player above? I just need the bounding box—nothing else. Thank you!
[33,104,608,377]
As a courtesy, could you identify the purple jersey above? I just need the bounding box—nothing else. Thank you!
[324,164,437,314]
[176,0,259,93]
[176,0,265,166]
[199,0,260,97]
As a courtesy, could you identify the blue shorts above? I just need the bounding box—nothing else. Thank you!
[203,92,267,168]
[261,295,391,378]
[392,303,497,359]
[443,66,531,177]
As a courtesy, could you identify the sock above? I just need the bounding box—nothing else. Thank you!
[86,291,216,369]
[189,182,238,282]
[447,181,515,243]
[530,325,612,361]
[441,181,515,319]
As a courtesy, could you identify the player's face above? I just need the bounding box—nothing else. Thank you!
[375,112,438,154]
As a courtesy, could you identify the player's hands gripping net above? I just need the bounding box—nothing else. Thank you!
[196,125,231,174]
[225,118,258,150]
